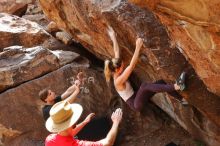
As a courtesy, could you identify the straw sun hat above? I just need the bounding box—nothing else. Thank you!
[45,101,83,133]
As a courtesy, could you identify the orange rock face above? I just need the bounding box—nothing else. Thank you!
[0,0,33,16]
[129,0,220,96]
[39,0,220,145]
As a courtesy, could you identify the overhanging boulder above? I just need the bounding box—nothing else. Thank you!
[39,0,220,145]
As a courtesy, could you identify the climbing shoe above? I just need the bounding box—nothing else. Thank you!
[176,71,186,91]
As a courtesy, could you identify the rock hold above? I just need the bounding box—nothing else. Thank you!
[55,31,73,45]
[46,21,59,33]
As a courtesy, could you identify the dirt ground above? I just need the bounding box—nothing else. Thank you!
[120,121,197,146]
[117,104,200,146]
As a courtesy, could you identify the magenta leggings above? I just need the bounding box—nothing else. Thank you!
[126,80,183,111]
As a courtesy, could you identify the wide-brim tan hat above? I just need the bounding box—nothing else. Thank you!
[45,101,83,133]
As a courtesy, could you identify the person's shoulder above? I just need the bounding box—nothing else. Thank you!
[42,105,52,111]
[45,134,57,145]
[46,134,57,141]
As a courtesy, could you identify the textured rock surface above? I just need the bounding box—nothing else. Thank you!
[129,0,220,97]
[55,31,73,45]
[22,0,50,28]
[0,124,21,145]
[0,58,196,146]
[0,58,113,146]
[0,45,79,93]
[0,13,51,51]
[45,21,59,33]
[39,0,220,145]
[0,0,33,16]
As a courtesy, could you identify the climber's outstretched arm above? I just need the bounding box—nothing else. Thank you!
[116,38,143,85]
[108,26,120,58]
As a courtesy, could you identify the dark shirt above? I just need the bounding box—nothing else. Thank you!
[42,96,62,121]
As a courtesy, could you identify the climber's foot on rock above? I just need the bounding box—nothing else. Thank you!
[175,71,186,91]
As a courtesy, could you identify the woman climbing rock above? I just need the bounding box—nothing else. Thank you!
[104,27,188,111]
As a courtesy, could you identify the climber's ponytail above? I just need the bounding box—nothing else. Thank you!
[104,58,122,83]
